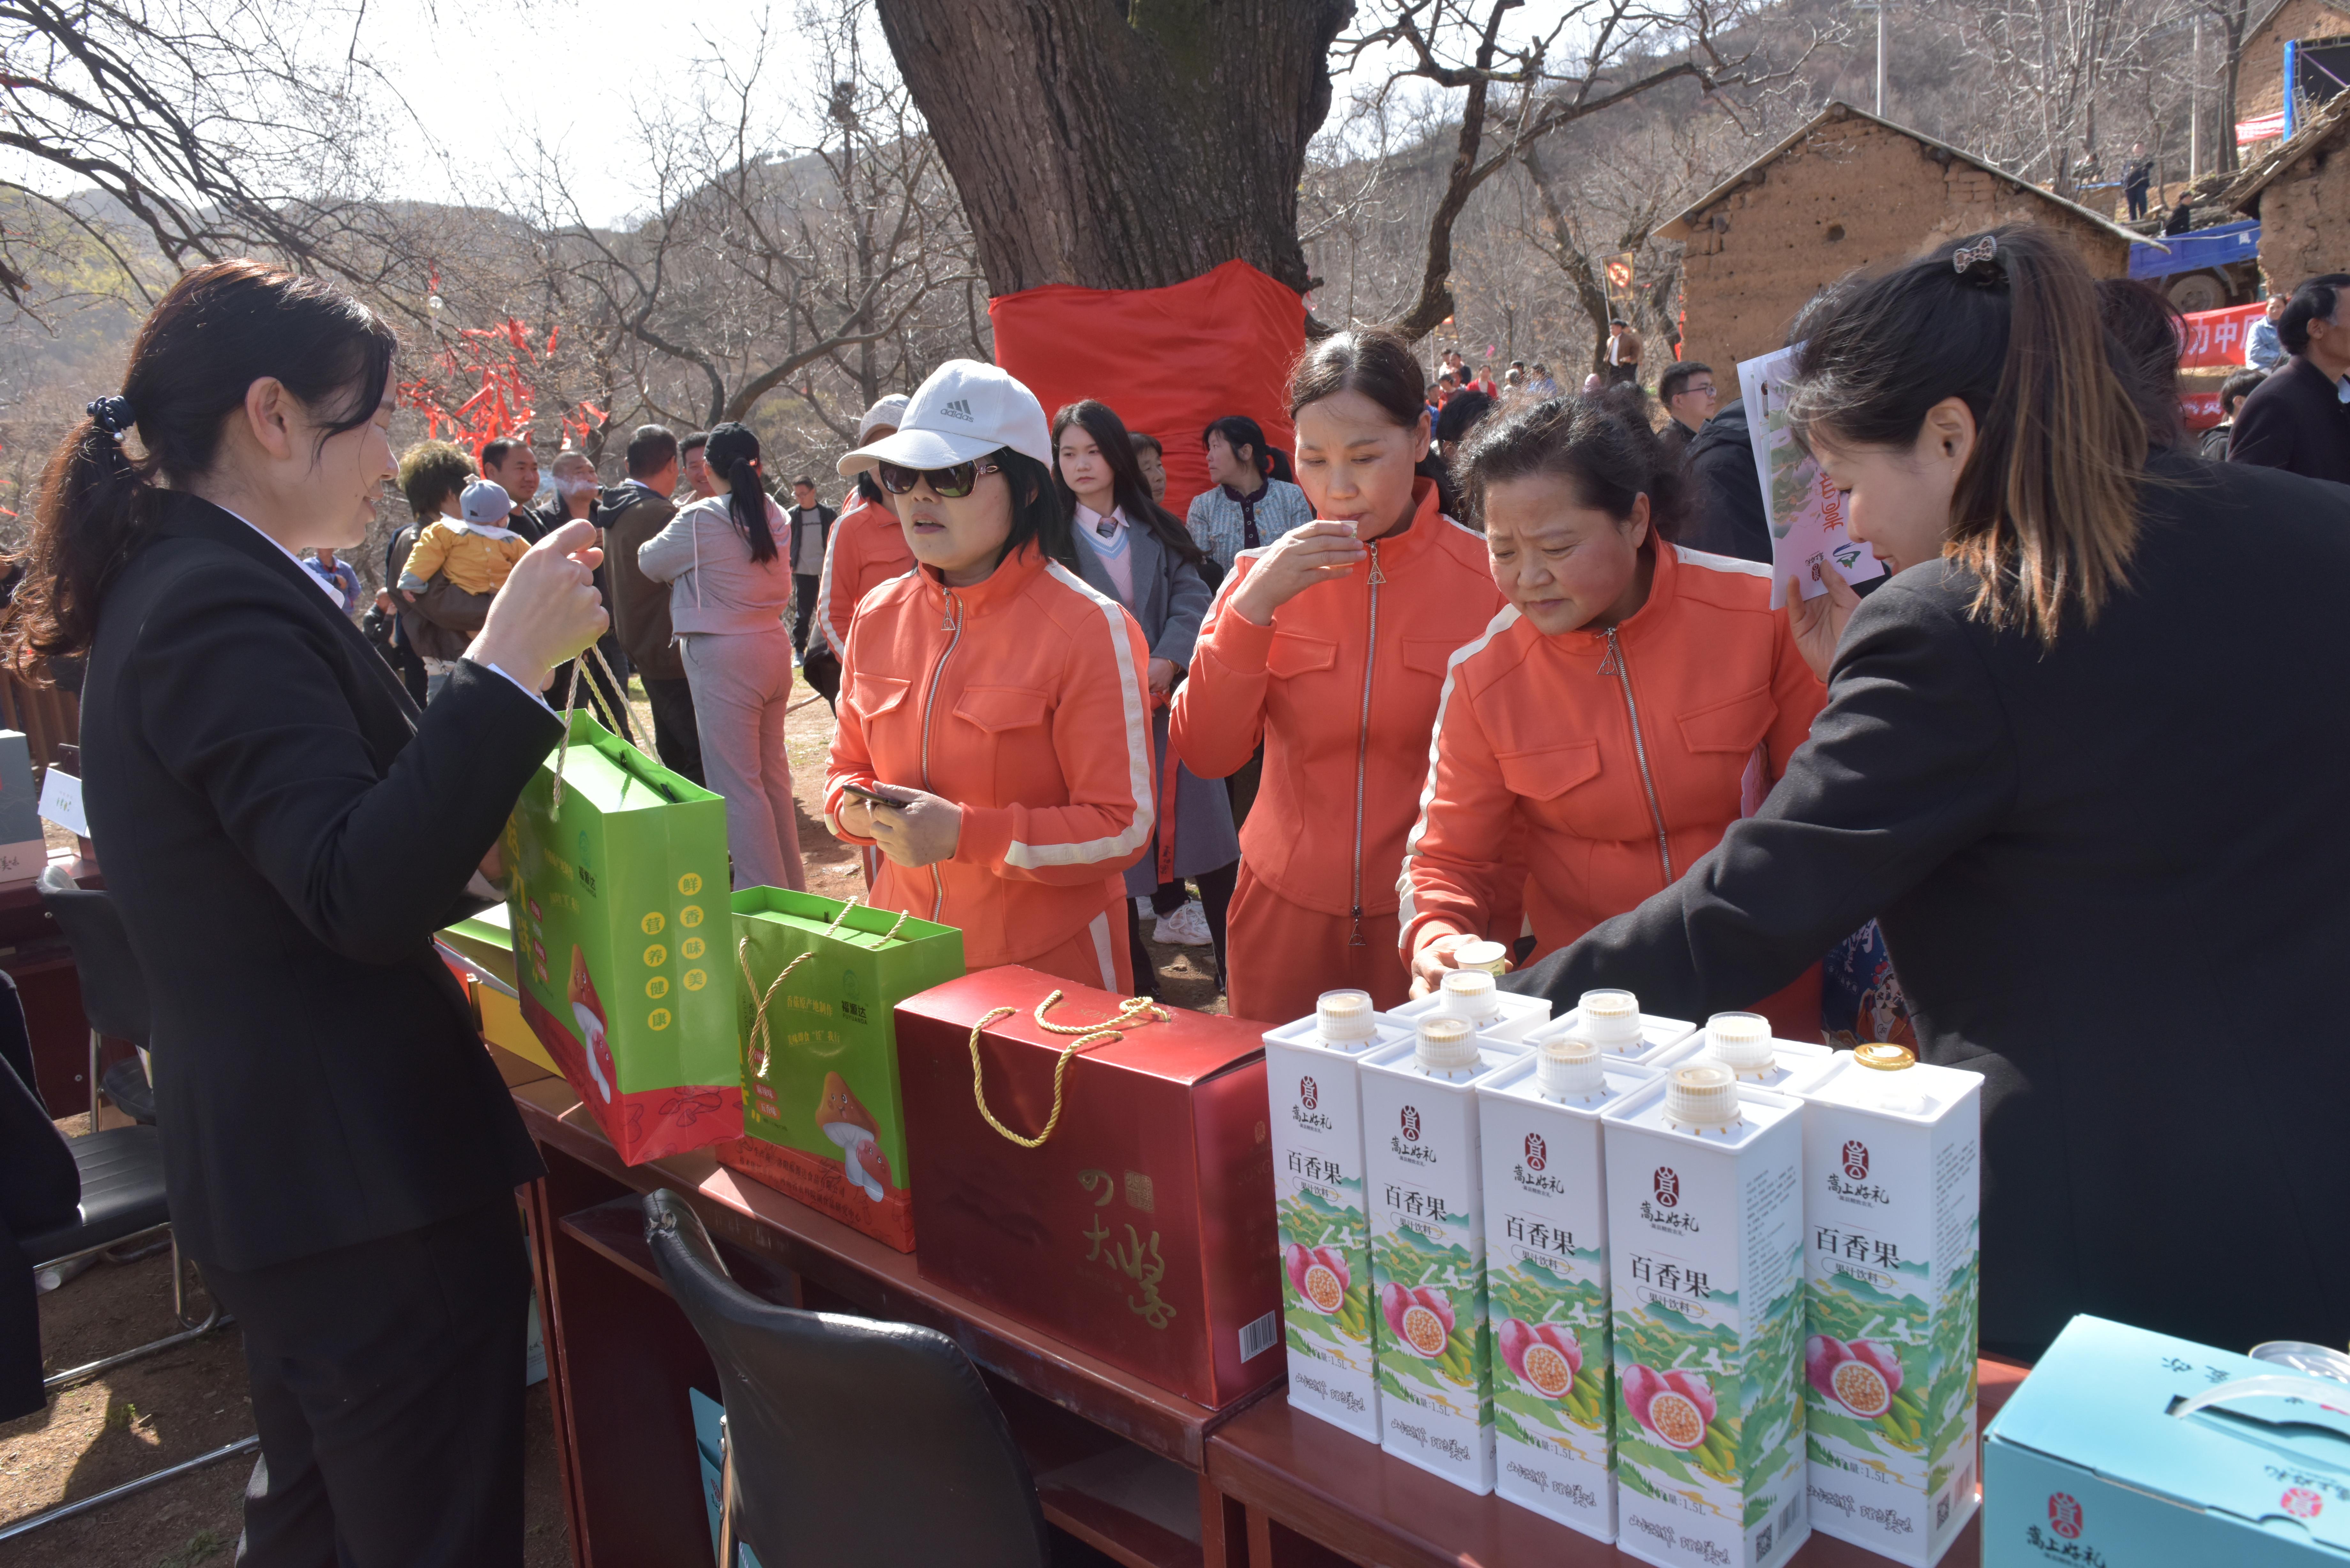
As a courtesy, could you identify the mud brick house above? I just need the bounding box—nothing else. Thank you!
[2237,0,2350,148]
[2229,95,2350,289]
[1663,103,2146,369]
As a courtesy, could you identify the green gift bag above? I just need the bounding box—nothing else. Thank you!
[715,889,964,1251]
[504,708,739,1163]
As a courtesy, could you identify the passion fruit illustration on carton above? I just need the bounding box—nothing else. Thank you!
[1275,1191,1374,1359]
[1806,1334,1930,1451]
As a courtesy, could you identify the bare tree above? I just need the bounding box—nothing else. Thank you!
[1949,0,2190,198]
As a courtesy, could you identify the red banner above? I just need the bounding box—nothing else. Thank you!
[989,260,1308,521]
[2176,302,2265,370]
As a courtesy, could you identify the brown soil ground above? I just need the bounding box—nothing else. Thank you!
[1,671,1223,1563]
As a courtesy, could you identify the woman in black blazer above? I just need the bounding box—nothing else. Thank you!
[1505,228,2350,1362]
[11,261,606,1565]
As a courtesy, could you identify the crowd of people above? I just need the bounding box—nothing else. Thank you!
[12,219,2346,1563]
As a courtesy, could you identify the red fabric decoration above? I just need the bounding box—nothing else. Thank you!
[988,259,1307,523]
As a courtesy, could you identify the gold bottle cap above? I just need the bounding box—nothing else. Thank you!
[1854,1043,1917,1072]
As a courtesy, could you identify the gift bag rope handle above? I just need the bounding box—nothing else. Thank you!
[548,641,656,813]
[737,898,913,1080]
[968,991,1171,1149]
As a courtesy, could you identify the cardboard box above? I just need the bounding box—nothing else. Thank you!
[897,968,1283,1408]
[716,888,964,1253]
[437,909,562,1077]
[1984,1315,2350,1567]
[1263,996,1415,1442]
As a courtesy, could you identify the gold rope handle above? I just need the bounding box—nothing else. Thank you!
[738,938,817,1083]
[546,640,652,814]
[968,989,1170,1148]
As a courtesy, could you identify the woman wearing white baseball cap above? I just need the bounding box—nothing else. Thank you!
[823,360,1158,990]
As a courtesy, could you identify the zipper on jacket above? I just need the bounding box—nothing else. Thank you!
[919,588,965,922]
[1602,626,1673,883]
[1348,543,1387,946]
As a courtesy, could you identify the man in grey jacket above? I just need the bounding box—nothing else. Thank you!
[785,477,835,660]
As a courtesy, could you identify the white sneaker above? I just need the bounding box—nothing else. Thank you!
[1153,900,1213,947]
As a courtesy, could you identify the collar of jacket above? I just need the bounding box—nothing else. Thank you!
[156,492,340,594]
[1552,535,1688,659]
[1351,476,1447,563]
[911,539,1052,620]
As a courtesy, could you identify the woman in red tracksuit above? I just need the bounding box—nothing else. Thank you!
[1170,330,1505,1025]
[826,361,1156,991]
[1398,393,1828,1038]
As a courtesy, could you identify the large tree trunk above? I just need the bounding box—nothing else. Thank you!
[874,0,1351,298]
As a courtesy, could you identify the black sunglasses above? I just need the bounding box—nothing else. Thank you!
[876,458,1002,499]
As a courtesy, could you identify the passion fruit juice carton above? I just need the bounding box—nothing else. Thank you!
[1359,1015,1525,1492]
[1264,991,1416,1443]
[1797,1044,1983,1567]
[1603,1064,1810,1568]
[1390,967,1553,1045]
[1476,1033,1659,1541]
[1652,1011,1839,1097]
[1526,987,1699,1068]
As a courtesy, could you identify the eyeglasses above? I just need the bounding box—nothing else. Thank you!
[876,458,1002,499]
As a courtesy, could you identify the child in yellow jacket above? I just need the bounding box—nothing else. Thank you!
[397,477,530,597]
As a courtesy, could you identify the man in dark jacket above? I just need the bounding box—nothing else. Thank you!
[1679,398,1770,563]
[1505,453,2350,1362]
[785,477,836,659]
[2229,274,2350,486]
[600,426,703,786]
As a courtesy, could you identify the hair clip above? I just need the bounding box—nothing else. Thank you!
[1952,236,1998,274]
[86,395,137,439]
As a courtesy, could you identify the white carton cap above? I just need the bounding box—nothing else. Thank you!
[1315,989,1377,1044]
[1536,1031,1604,1100]
[1578,989,1642,1048]
[1416,1014,1480,1073]
[1665,1062,1742,1130]
[1438,969,1502,1026]
[1704,1012,1774,1076]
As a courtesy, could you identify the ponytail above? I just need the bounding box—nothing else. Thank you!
[5,260,396,669]
[703,422,778,564]
[1783,226,2145,646]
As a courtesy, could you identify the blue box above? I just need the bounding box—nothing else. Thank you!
[1984,1315,2350,1566]
[689,1387,765,1568]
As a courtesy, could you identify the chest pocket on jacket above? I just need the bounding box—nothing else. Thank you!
[1401,637,1465,681]
[953,685,1050,734]
[852,672,912,720]
[1676,685,1776,756]
[1266,631,1337,681]
[1495,741,1602,803]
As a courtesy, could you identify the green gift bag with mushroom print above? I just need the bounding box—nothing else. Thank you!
[714,888,965,1251]
[505,709,740,1163]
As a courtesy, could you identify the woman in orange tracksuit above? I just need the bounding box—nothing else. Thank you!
[1399,393,1827,1037]
[827,362,1156,991]
[1171,330,1505,1025]
[813,394,916,662]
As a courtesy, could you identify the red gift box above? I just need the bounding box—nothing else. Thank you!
[896,967,1283,1409]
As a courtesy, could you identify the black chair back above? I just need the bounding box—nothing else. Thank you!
[641,1189,1050,1568]
[37,866,151,1047]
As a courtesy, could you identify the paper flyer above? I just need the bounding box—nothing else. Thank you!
[1736,344,1886,608]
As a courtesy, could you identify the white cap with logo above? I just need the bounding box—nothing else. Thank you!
[837,359,1052,479]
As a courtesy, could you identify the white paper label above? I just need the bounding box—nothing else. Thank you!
[37,768,86,837]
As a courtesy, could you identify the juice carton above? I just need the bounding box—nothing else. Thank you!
[1476,1032,1658,1541]
[1359,1015,1524,1491]
[1654,1012,1839,1097]
[1797,1044,1983,1566]
[1391,967,1552,1045]
[1525,988,1699,1067]
[1263,990,1415,1442]
[1603,1063,1810,1568]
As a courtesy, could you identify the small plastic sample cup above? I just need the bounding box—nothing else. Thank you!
[1454,940,1512,976]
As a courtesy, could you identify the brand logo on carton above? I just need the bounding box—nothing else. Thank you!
[1400,1106,1421,1142]
[1841,1139,1870,1180]
[2047,1493,2082,1539]
[1653,1166,1679,1208]
[2284,1488,2325,1520]
[1300,1074,1319,1110]
[1524,1132,1547,1171]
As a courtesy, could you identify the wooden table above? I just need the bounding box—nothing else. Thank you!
[512,1061,2023,1568]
